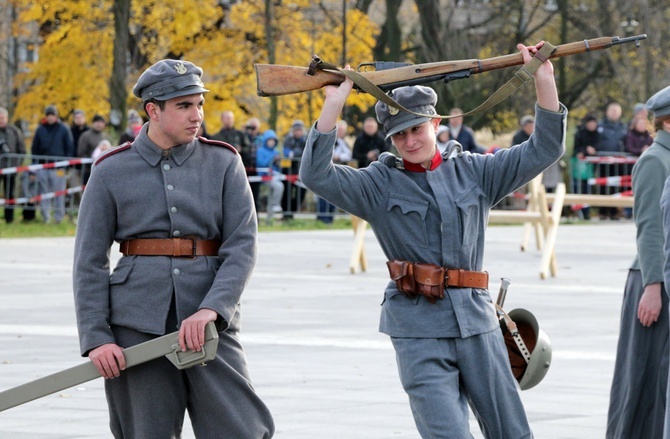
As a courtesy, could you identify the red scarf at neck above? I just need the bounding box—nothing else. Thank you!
[402,149,442,172]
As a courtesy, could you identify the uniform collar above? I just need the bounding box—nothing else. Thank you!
[655,130,670,150]
[402,149,442,172]
[134,123,195,167]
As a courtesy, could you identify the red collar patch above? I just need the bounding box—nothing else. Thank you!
[402,149,442,172]
[198,136,238,154]
[94,142,131,166]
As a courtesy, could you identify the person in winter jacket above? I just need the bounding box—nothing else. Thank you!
[31,105,75,224]
[256,130,284,222]
[436,124,450,154]
[625,115,654,156]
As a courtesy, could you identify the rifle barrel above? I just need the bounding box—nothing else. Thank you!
[476,35,646,73]
[255,35,647,97]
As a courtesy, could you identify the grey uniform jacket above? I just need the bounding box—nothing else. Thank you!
[640,130,670,289]
[300,104,566,339]
[73,124,257,356]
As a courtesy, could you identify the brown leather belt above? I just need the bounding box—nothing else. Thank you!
[387,259,489,303]
[119,238,221,257]
[444,268,489,289]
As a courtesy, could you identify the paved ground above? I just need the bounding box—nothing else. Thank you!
[0,220,636,438]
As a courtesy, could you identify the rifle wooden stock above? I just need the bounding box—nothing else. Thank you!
[255,35,646,97]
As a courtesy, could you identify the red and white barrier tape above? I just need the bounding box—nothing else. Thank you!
[0,158,93,175]
[0,186,83,206]
[587,175,631,187]
[248,173,299,183]
[582,156,638,164]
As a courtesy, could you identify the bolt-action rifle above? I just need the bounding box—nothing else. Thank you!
[255,35,646,97]
[0,321,219,412]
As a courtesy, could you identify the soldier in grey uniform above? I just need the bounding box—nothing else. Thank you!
[608,84,670,439]
[648,87,670,439]
[72,59,274,438]
[299,42,564,438]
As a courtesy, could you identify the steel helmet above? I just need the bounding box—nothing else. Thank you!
[499,308,552,391]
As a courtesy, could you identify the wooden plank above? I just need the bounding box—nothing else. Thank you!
[547,193,634,208]
[488,177,566,279]
[349,216,368,274]
[539,182,566,279]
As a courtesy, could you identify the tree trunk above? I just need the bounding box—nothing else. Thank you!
[110,0,131,136]
[264,0,277,130]
[373,0,403,61]
[414,0,447,62]
[557,0,568,100]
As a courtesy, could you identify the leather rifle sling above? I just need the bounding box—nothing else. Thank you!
[314,42,557,120]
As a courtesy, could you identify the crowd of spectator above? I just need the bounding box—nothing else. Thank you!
[570,101,655,220]
[0,98,657,225]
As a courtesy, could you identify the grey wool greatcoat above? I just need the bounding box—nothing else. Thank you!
[73,124,256,353]
[606,128,670,439]
[299,104,566,339]
[72,124,275,438]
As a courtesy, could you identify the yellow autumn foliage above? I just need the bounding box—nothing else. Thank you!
[13,1,114,127]
[11,0,379,140]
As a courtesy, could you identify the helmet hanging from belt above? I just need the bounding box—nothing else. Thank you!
[499,307,552,391]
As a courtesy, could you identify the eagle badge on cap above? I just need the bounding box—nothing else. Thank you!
[389,106,399,116]
[174,62,188,74]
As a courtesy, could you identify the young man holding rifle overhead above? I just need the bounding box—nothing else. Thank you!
[300,41,565,438]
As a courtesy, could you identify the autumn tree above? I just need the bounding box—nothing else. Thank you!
[13,1,115,127]
[11,0,378,139]
[409,0,668,132]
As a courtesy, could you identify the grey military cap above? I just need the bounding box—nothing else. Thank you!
[375,85,438,139]
[645,85,670,119]
[132,59,209,102]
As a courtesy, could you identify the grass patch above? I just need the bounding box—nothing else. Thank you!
[0,208,77,238]
[0,210,355,239]
[0,219,78,238]
[259,216,353,232]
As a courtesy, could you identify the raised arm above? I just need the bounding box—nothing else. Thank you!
[315,67,355,134]
[518,41,560,112]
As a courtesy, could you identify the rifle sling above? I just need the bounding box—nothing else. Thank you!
[315,42,556,120]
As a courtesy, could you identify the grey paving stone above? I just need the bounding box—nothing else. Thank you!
[0,221,636,438]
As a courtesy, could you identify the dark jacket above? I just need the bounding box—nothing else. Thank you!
[0,123,26,167]
[78,128,109,158]
[32,119,75,159]
[511,130,530,146]
[283,134,306,173]
[449,125,482,153]
[573,126,599,157]
[597,118,627,154]
[352,132,386,167]
[71,124,89,149]
[212,127,253,166]
[624,129,654,156]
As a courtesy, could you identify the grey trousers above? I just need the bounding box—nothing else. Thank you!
[608,269,668,439]
[391,330,533,439]
[36,168,66,223]
[264,178,284,210]
[105,325,274,439]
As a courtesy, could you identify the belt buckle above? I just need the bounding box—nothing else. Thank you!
[444,267,453,286]
[174,237,197,258]
[445,268,464,288]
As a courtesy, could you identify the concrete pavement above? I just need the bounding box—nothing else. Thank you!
[0,221,637,438]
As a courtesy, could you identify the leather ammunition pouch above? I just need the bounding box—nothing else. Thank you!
[386,259,488,304]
